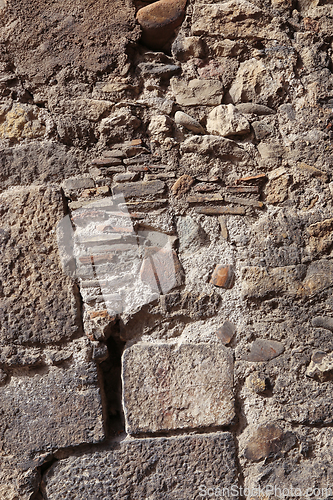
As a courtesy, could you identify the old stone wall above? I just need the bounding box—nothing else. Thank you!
[0,0,333,498]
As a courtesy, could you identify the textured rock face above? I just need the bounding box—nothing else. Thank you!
[1,0,333,495]
[42,432,238,499]
[0,186,81,345]
[122,343,234,434]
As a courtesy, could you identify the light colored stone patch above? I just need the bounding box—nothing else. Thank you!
[0,104,45,141]
[170,78,224,106]
[122,342,234,434]
[207,104,250,137]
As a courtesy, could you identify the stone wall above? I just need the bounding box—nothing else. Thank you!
[0,0,333,498]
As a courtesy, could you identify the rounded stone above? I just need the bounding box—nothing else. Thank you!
[175,111,205,134]
[136,0,187,50]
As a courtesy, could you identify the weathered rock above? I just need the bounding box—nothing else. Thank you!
[113,172,139,183]
[0,186,81,345]
[224,195,263,208]
[210,265,235,289]
[306,218,333,257]
[170,78,224,106]
[252,120,274,140]
[236,103,276,115]
[192,0,270,39]
[122,343,235,433]
[137,62,180,79]
[0,345,104,456]
[216,321,236,345]
[171,174,194,197]
[196,206,246,215]
[246,339,285,362]
[160,290,221,320]
[246,372,266,394]
[140,246,184,294]
[136,0,187,50]
[265,174,290,204]
[244,424,296,461]
[187,193,224,203]
[306,351,333,382]
[174,111,205,134]
[42,432,238,499]
[207,104,250,137]
[147,115,173,136]
[177,216,206,254]
[112,180,165,198]
[172,35,206,61]
[312,316,333,332]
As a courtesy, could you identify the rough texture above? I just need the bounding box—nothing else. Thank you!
[42,432,238,499]
[122,343,235,434]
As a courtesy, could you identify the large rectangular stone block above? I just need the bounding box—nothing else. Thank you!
[122,343,235,434]
[42,432,238,500]
[0,186,81,345]
[0,358,105,457]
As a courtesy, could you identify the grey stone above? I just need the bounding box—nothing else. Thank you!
[177,216,206,254]
[216,321,236,345]
[174,111,205,134]
[113,172,139,183]
[112,180,165,198]
[306,351,333,382]
[236,103,275,115]
[0,186,81,345]
[244,424,296,461]
[252,120,274,140]
[42,432,238,499]
[0,350,104,457]
[137,62,181,79]
[246,339,285,362]
[122,342,235,434]
[172,35,206,61]
[312,317,333,332]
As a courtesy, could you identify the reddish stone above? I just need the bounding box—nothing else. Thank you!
[210,265,235,289]
[136,0,188,50]
[216,321,236,345]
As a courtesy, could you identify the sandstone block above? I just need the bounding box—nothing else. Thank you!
[42,432,238,499]
[0,186,81,345]
[207,104,250,137]
[170,78,224,106]
[122,343,235,434]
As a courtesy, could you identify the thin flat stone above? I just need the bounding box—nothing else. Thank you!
[196,206,246,215]
[187,193,224,203]
[246,339,285,362]
[216,320,236,344]
[312,316,333,332]
[112,180,165,198]
[225,195,264,208]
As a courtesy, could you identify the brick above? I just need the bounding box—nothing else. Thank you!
[42,432,238,499]
[122,343,235,434]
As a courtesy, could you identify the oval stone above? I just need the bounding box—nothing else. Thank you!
[136,0,188,50]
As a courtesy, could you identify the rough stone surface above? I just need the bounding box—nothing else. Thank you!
[0,186,81,345]
[122,343,235,434]
[170,78,224,106]
[42,432,238,499]
[207,104,250,137]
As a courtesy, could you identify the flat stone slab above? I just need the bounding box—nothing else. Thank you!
[0,186,81,346]
[42,432,238,499]
[122,343,235,434]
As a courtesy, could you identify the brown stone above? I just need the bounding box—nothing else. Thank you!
[136,0,187,50]
[196,206,246,215]
[171,174,194,197]
[297,162,328,182]
[112,180,165,198]
[140,247,184,294]
[225,195,264,208]
[244,424,295,461]
[210,265,235,289]
[235,173,267,184]
[246,339,285,361]
[194,183,218,192]
[187,193,224,203]
[219,216,229,239]
[92,158,122,166]
[216,320,236,344]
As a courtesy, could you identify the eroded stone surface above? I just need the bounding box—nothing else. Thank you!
[122,343,235,434]
[0,186,81,345]
[42,432,238,499]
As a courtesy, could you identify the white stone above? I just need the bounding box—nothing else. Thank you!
[206,104,250,137]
